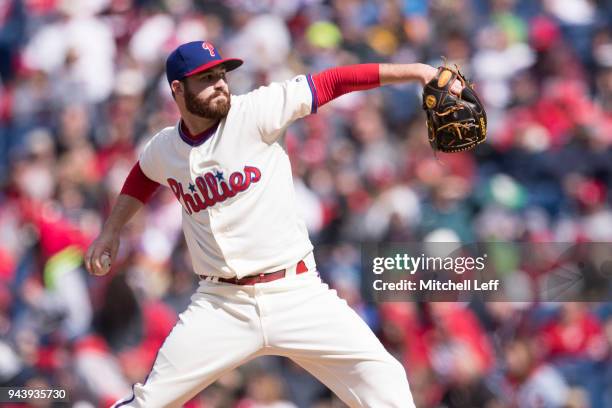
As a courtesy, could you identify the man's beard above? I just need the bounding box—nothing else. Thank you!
[184,85,231,120]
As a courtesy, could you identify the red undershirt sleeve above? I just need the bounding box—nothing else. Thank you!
[311,64,380,108]
[120,162,161,204]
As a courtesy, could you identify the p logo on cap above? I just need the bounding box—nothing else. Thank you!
[166,41,243,84]
[202,41,216,57]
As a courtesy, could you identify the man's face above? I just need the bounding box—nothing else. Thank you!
[181,67,230,120]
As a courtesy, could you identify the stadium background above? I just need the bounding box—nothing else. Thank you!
[0,0,611,407]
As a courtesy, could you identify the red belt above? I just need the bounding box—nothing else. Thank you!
[201,260,308,285]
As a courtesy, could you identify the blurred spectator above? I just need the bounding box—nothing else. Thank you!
[540,303,609,408]
[501,336,571,408]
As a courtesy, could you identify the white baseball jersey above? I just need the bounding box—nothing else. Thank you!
[138,74,318,278]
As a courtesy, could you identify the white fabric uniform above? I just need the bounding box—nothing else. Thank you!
[139,75,316,278]
[113,75,415,407]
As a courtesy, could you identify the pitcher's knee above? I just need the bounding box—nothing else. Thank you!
[384,357,409,383]
[384,359,414,406]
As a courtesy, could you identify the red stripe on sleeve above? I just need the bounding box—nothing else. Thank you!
[120,162,160,204]
[311,64,380,107]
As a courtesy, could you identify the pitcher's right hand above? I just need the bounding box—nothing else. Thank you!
[85,231,120,276]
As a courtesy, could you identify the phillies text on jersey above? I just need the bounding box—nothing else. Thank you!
[167,166,261,215]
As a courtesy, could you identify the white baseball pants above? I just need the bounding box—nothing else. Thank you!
[112,266,415,407]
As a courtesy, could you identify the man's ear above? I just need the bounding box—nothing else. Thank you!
[171,80,183,97]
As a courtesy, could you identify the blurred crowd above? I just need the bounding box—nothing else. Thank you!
[0,0,611,407]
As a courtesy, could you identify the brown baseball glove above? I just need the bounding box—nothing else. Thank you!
[422,65,487,153]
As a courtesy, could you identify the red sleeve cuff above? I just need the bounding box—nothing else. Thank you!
[311,64,380,108]
[120,162,160,204]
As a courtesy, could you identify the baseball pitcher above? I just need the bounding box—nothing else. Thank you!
[85,41,465,407]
